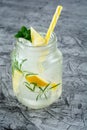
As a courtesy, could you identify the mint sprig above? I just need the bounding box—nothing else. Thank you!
[15,26,32,42]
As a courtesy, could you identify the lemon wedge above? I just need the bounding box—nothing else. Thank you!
[25,75,48,87]
[31,27,46,46]
[12,70,23,93]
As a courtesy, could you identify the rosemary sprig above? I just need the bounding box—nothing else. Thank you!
[50,83,60,89]
[25,73,38,76]
[25,84,34,92]
[20,59,27,70]
[12,58,27,75]
[24,82,37,92]
[32,83,37,91]
[38,87,44,92]
[12,58,21,75]
[36,83,50,101]
[43,83,50,92]
[36,90,48,101]
[24,78,61,101]
[36,92,42,101]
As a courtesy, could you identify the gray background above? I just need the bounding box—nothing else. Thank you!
[0,0,87,130]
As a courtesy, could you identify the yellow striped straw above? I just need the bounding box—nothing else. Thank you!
[45,5,63,44]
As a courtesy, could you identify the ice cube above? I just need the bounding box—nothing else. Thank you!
[18,38,32,46]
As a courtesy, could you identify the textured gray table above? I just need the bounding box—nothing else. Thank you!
[0,0,87,130]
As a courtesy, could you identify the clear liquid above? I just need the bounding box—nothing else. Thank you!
[12,38,62,109]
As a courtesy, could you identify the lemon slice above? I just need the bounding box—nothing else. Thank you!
[25,75,48,87]
[31,27,46,46]
[12,70,23,93]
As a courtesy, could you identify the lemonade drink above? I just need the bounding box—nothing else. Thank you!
[12,6,63,109]
[12,30,62,109]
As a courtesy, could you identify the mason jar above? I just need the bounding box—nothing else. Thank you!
[11,28,63,109]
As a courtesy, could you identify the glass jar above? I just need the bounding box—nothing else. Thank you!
[11,28,63,109]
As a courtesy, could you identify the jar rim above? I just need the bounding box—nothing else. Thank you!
[17,26,57,49]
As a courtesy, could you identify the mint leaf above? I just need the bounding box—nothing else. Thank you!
[15,26,32,42]
[15,31,23,38]
[28,29,31,41]
[21,26,27,32]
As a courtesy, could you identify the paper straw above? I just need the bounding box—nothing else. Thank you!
[45,6,63,44]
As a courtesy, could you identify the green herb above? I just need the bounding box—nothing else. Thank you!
[36,93,42,101]
[25,84,34,92]
[24,82,37,92]
[43,83,50,92]
[25,73,38,76]
[36,87,48,101]
[24,79,61,101]
[36,84,50,101]
[12,58,27,76]
[31,83,37,91]
[50,83,60,89]
[15,26,32,42]
[20,59,27,70]
[38,87,44,92]
[12,58,21,75]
